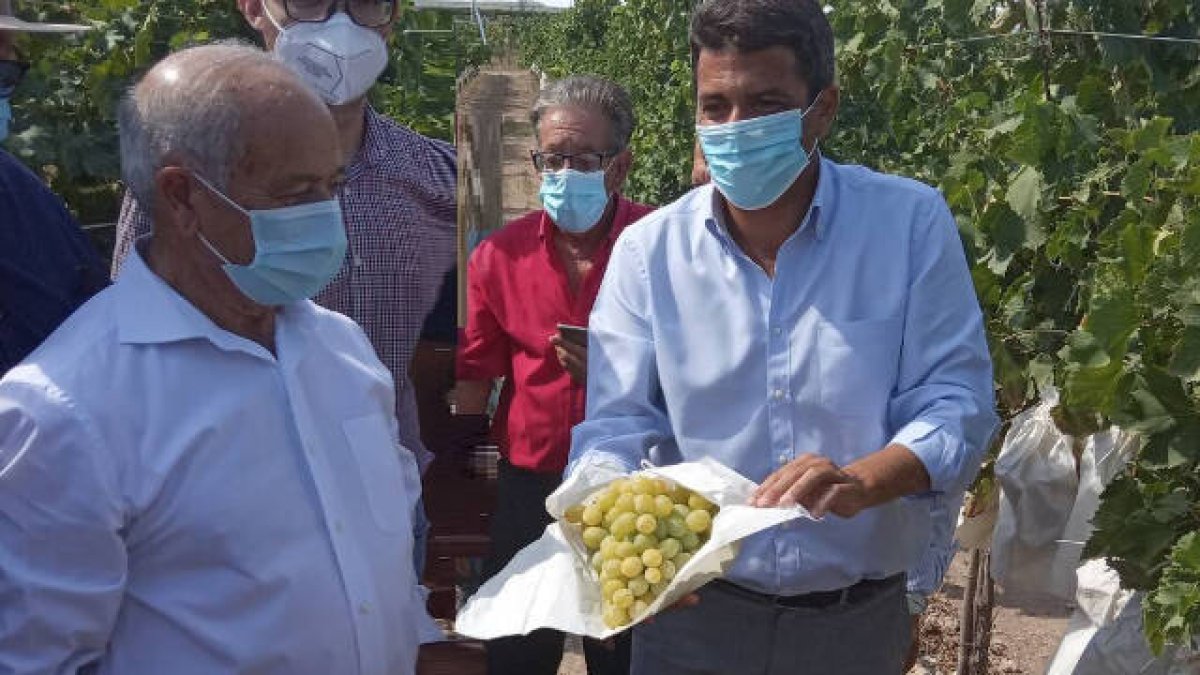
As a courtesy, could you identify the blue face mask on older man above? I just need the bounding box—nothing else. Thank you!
[192,174,348,306]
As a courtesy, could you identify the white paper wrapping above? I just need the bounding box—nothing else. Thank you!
[454,458,811,639]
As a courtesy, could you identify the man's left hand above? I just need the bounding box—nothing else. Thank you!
[549,334,587,384]
[750,454,870,518]
[752,444,932,518]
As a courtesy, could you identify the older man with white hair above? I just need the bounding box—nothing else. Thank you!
[0,43,440,675]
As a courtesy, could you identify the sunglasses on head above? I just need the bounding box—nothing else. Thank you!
[0,60,30,98]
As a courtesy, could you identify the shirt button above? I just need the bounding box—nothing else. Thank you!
[778,454,788,466]
[772,389,786,400]
[335,521,345,533]
[358,603,371,615]
[772,327,783,336]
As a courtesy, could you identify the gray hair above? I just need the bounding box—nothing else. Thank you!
[118,40,283,209]
[530,75,636,152]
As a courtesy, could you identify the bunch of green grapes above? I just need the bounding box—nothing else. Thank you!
[563,475,718,629]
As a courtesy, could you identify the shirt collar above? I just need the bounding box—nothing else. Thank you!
[114,240,314,360]
[347,106,391,179]
[704,154,833,244]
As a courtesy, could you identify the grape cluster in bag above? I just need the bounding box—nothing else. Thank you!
[562,474,718,629]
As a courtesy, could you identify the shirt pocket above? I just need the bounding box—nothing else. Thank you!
[342,413,415,536]
[816,314,904,418]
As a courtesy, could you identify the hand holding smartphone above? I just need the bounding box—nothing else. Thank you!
[556,323,589,348]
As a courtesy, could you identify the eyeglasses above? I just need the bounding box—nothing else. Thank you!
[279,0,398,28]
[0,61,30,98]
[530,150,614,173]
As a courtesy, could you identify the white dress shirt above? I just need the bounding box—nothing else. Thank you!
[571,159,999,595]
[0,248,441,675]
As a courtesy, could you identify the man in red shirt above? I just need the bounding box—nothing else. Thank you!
[454,75,653,675]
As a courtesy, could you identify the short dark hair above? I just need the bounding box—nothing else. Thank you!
[689,0,836,99]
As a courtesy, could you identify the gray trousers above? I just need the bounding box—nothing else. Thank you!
[631,576,911,675]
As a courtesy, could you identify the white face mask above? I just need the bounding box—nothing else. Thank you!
[264,6,390,106]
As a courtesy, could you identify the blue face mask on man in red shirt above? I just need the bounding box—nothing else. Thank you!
[538,168,612,234]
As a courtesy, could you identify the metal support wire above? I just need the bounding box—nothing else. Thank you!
[915,28,1200,50]
[912,31,1034,49]
[1045,29,1200,46]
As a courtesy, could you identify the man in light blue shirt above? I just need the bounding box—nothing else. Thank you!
[0,44,439,675]
[570,0,998,672]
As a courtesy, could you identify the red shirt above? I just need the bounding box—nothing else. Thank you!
[457,196,655,473]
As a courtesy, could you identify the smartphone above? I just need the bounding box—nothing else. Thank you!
[556,323,589,347]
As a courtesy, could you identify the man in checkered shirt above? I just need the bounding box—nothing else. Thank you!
[110,2,456,572]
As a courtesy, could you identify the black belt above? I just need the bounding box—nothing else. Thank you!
[711,573,904,610]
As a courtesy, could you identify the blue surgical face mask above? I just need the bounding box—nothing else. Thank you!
[539,168,612,234]
[193,174,348,306]
[696,94,823,211]
[0,98,11,143]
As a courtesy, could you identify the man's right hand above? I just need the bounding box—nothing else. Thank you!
[549,334,587,384]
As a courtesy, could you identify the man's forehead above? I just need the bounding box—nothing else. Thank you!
[696,47,808,95]
[539,106,611,142]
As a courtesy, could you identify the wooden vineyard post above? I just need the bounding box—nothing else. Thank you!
[957,549,995,675]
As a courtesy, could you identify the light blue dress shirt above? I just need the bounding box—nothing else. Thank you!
[0,249,440,674]
[571,158,998,596]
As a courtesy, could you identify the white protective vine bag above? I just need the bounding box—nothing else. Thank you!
[990,388,1139,600]
[990,388,1080,597]
[454,457,811,639]
[1047,560,1199,674]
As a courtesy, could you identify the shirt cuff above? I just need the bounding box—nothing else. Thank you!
[890,419,957,493]
[564,450,637,480]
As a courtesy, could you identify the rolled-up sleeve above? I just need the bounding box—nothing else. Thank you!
[888,194,999,494]
[0,381,127,673]
[569,233,672,475]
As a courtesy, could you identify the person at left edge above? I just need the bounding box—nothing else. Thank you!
[0,43,441,674]
[0,0,108,375]
[109,1,456,579]
[454,75,653,675]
